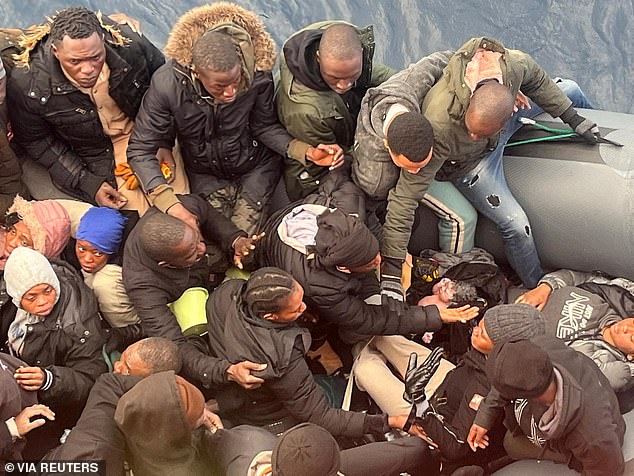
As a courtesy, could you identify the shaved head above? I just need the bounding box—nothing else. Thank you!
[465,81,515,139]
[319,24,362,61]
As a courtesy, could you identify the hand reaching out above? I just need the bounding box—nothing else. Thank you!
[233,232,265,270]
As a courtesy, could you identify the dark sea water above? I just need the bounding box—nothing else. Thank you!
[2,0,633,113]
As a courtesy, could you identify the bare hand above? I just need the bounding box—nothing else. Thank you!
[439,305,479,324]
[108,13,141,34]
[95,182,128,209]
[514,283,552,311]
[14,366,46,391]
[167,203,200,233]
[514,91,531,113]
[306,144,345,170]
[233,232,265,270]
[156,147,176,184]
[388,415,438,446]
[14,404,55,436]
[467,423,490,452]
[226,360,267,389]
[201,408,224,433]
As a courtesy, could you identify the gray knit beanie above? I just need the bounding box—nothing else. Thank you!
[4,247,61,308]
[482,303,545,345]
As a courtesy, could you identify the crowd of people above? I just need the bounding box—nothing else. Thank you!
[0,3,631,476]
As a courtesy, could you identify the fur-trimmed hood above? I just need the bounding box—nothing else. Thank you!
[164,2,276,73]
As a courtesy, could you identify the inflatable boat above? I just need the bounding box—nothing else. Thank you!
[410,108,634,283]
[20,108,634,475]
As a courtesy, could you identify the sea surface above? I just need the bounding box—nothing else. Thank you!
[2,0,632,113]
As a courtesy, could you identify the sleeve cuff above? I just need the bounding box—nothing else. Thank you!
[287,139,310,166]
[5,417,21,441]
[149,185,180,212]
[41,369,54,391]
[364,413,390,435]
[79,173,106,201]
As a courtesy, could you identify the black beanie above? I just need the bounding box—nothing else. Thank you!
[486,340,555,400]
[483,304,546,345]
[314,209,379,269]
[272,423,340,476]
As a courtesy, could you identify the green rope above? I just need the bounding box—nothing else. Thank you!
[505,132,577,148]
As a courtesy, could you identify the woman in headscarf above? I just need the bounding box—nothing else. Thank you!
[75,206,139,327]
[2,247,106,458]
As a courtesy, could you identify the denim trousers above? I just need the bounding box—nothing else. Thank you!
[453,79,593,287]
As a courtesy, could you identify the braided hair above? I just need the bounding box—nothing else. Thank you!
[244,267,295,317]
[50,7,103,44]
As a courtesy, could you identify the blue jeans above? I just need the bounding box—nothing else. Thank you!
[453,79,592,287]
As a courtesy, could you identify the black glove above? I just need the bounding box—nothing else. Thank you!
[560,106,600,144]
[403,347,444,406]
[381,257,405,315]
[402,348,444,433]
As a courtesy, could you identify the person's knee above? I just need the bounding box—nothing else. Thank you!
[353,352,387,392]
[460,203,478,232]
[555,78,592,109]
[489,205,533,239]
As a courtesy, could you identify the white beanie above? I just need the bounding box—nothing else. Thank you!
[4,247,61,309]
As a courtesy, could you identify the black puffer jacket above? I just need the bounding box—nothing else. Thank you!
[122,194,245,344]
[7,20,164,202]
[127,4,292,198]
[181,279,386,438]
[0,261,107,427]
[258,186,442,345]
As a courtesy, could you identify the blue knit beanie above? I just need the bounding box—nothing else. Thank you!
[76,207,127,255]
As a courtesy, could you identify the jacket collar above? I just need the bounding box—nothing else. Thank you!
[445,37,508,120]
[34,38,131,100]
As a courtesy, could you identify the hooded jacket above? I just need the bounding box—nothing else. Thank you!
[122,194,245,344]
[114,371,213,476]
[181,279,384,438]
[128,3,293,207]
[484,336,625,476]
[276,21,394,199]
[421,37,573,183]
[41,373,142,476]
[538,269,634,392]
[351,51,451,261]
[258,198,442,345]
[6,196,71,259]
[0,259,106,432]
[6,16,164,203]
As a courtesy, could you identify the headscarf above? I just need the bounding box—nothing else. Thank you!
[7,196,71,258]
[76,206,127,254]
[313,209,379,269]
